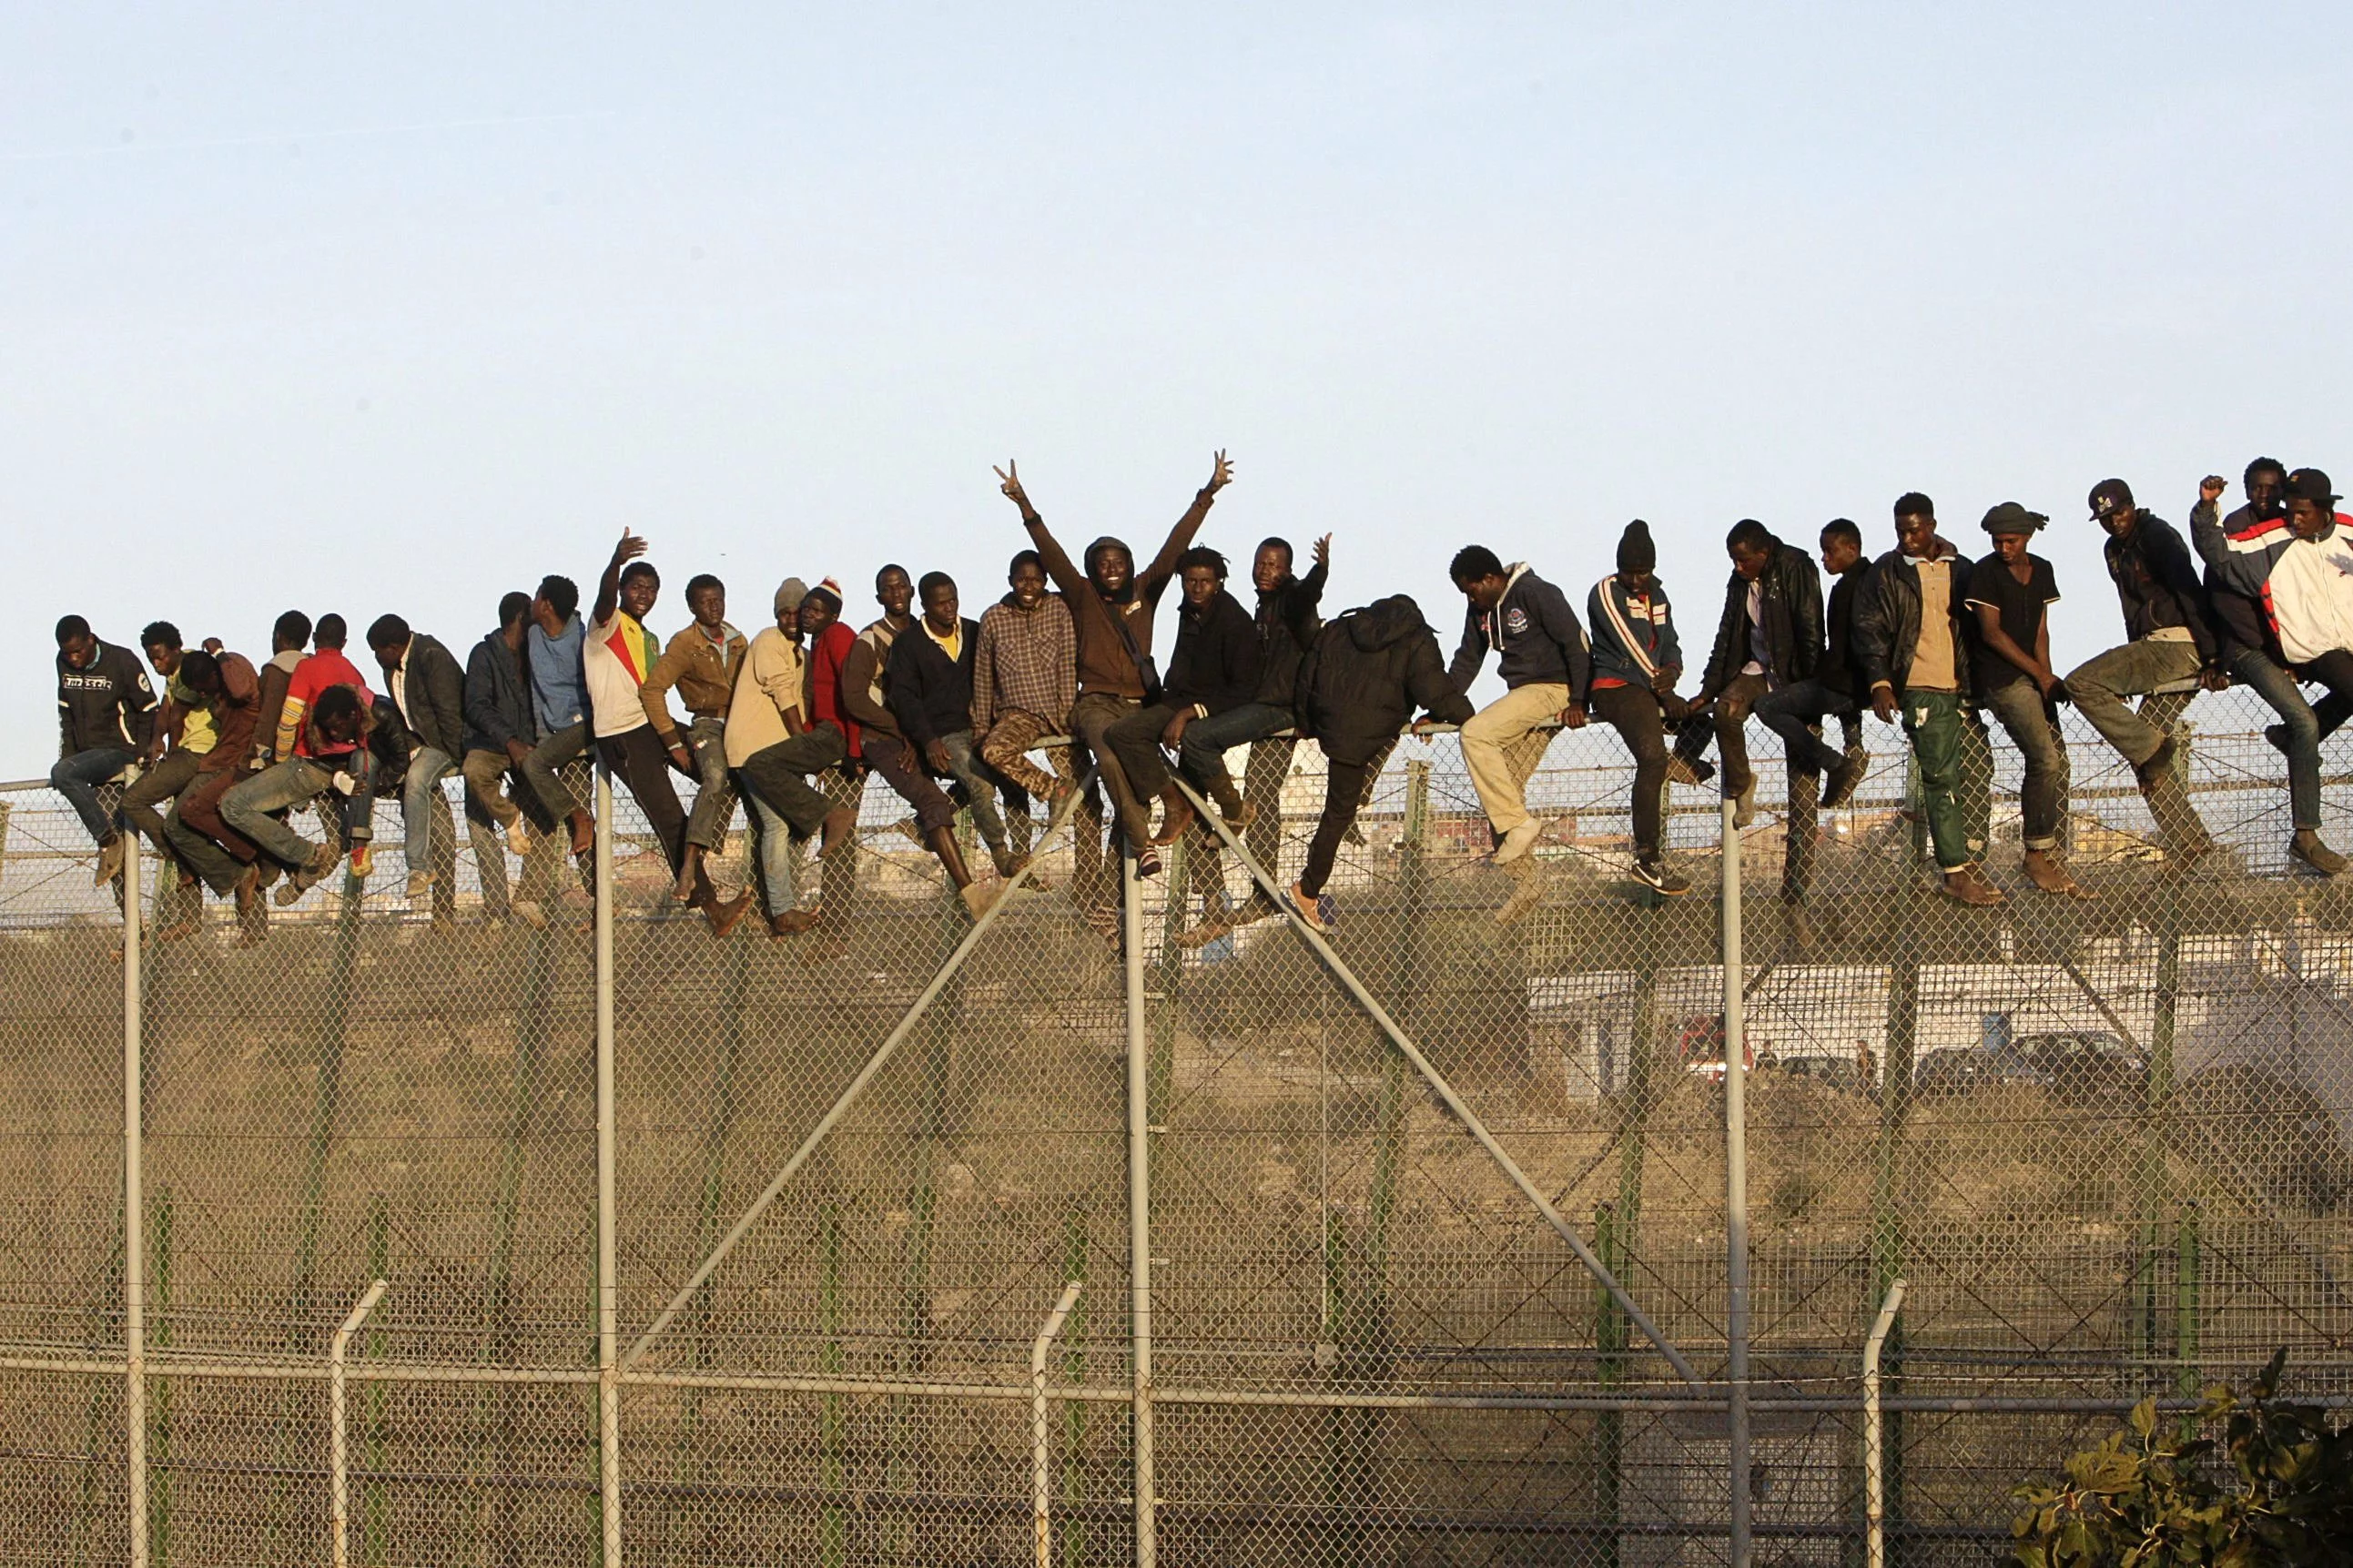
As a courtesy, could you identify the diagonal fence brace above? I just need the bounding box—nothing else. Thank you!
[1166,774,1703,1385]
[624,767,1100,1370]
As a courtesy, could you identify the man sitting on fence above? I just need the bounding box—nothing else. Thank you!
[1445,545,1589,872]
[1754,518,1871,810]
[885,571,1018,916]
[732,577,861,936]
[971,548,1086,873]
[1852,495,2005,906]
[639,573,746,907]
[1283,595,1471,933]
[2192,460,2353,877]
[1672,518,1825,829]
[117,622,235,928]
[2063,479,2219,870]
[367,613,469,916]
[1585,521,1693,897]
[52,613,159,885]
[1964,504,2089,897]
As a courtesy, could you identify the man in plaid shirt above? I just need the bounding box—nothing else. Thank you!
[972,549,1090,874]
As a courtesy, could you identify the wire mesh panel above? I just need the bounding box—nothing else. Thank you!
[0,681,2348,1564]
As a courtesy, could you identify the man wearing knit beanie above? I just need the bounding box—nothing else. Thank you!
[733,576,861,935]
[1585,519,1690,895]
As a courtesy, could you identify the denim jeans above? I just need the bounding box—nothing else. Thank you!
[937,730,1011,855]
[2065,636,2204,767]
[51,746,137,847]
[1176,702,1292,804]
[222,757,345,868]
[742,789,801,915]
[1753,678,1859,776]
[401,745,459,876]
[681,715,735,852]
[1978,681,2069,850]
[2232,649,2323,830]
[518,722,592,828]
[735,726,850,839]
[118,746,204,852]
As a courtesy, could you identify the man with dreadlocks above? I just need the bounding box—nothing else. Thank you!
[994,452,1233,909]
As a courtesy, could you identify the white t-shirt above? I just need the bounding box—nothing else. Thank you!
[584,611,656,738]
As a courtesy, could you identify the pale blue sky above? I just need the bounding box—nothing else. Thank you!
[6,4,2346,777]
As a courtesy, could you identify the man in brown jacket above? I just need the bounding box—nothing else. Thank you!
[993,451,1232,884]
[641,572,747,905]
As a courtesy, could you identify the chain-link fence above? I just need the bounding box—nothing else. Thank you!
[3,685,2349,1565]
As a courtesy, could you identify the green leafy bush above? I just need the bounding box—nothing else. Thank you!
[2012,1351,2353,1565]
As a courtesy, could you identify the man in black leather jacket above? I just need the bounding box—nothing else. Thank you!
[1671,519,1824,827]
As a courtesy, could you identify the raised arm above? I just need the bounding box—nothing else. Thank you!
[997,462,1089,600]
[1138,450,1233,595]
[592,529,648,628]
[2190,475,2229,570]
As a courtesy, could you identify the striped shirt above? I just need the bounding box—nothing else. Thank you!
[585,611,660,738]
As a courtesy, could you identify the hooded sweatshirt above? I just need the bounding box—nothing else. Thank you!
[1297,595,1476,766]
[1017,489,1217,700]
[1585,575,1682,698]
[56,640,158,757]
[1445,564,1591,697]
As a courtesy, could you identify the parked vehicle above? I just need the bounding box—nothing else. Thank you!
[1911,1031,2145,1104]
[1677,1013,1757,1084]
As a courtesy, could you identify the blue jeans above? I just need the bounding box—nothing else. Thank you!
[938,730,1010,855]
[2233,649,2323,830]
[518,722,591,827]
[682,716,735,852]
[743,789,800,913]
[222,757,345,868]
[401,745,459,875]
[1752,679,1858,776]
[1176,702,1293,804]
[51,746,137,847]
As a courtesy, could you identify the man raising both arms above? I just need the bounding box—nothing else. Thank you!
[995,451,1232,895]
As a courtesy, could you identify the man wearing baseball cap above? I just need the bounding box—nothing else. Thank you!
[732,577,860,936]
[2191,462,2351,876]
[2063,480,2218,867]
[1963,503,2086,895]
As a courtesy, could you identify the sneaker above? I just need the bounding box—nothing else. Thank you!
[407,869,435,903]
[1134,845,1163,879]
[350,845,373,879]
[505,818,532,857]
[960,880,1001,919]
[1286,881,1334,935]
[1492,820,1545,865]
[2291,831,2348,877]
[1937,864,2007,907]
[1631,857,1690,896]
[511,899,549,930]
[94,836,126,888]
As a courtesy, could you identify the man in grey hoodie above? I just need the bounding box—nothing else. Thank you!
[1446,545,1591,865]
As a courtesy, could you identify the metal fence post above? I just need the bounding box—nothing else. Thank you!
[1721,798,1751,1568]
[595,768,623,1567]
[1122,845,1157,1567]
[123,838,147,1568]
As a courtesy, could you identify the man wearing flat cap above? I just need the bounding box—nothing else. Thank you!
[1964,503,2085,896]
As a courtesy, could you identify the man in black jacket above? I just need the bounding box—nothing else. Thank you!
[1276,595,1473,933]
[1672,519,1825,827]
[367,614,469,912]
[1105,546,1264,848]
[884,572,1012,916]
[1852,494,2004,906]
[1754,519,1871,807]
[53,613,160,881]
[461,592,548,926]
[1447,546,1591,867]
[2063,479,2218,865]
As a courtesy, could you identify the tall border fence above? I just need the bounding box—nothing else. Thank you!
[3,686,2349,1566]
